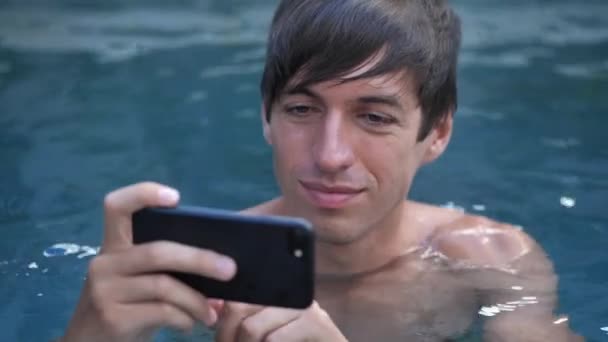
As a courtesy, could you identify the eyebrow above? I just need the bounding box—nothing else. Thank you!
[285,86,323,102]
[284,86,405,111]
[357,95,404,111]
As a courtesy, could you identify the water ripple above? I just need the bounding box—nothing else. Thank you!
[200,63,264,78]
[554,61,608,79]
[0,7,272,62]
[459,3,608,48]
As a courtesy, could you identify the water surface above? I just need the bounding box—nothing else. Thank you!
[0,0,607,340]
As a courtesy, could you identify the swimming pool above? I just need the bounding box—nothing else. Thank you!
[0,0,606,340]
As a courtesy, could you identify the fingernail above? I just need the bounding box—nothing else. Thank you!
[216,257,236,279]
[158,188,180,205]
[208,299,225,312]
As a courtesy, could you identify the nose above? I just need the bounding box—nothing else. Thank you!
[312,112,355,174]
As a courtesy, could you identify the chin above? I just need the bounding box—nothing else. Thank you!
[308,214,370,245]
[282,193,375,244]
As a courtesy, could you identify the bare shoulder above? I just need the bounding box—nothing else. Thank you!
[421,204,544,269]
[239,198,283,216]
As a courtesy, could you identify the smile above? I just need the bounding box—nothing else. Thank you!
[298,180,365,209]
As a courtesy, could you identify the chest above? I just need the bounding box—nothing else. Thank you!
[316,265,480,341]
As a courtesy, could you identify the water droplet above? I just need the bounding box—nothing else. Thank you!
[560,196,576,208]
[553,317,568,325]
[442,201,465,213]
[472,204,486,212]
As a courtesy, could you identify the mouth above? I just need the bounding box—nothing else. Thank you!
[298,180,365,209]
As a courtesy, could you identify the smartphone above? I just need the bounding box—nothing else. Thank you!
[132,206,315,309]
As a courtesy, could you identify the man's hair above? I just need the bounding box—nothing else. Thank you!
[260,0,462,141]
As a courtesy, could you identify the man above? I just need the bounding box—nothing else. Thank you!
[60,0,583,341]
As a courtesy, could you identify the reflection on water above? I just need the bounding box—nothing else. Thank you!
[0,0,607,341]
[478,296,541,317]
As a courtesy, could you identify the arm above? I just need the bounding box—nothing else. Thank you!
[478,241,583,342]
[431,216,584,342]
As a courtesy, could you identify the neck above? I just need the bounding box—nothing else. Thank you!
[254,198,431,277]
[313,201,425,277]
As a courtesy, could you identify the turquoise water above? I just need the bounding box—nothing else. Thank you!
[1,0,607,341]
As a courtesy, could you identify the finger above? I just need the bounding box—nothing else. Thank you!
[237,307,301,342]
[264,303,345,342]
[117,302,196,336]
[215,302,265,342]
[109,241,236,281]
[207,299,226,329]
[263,316,318,342]
[112,274,218,326]
[208,299,225,315]
[103,182,180,252]
[263,321,305,342]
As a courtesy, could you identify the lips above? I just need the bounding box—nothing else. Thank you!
[299,180,364,209]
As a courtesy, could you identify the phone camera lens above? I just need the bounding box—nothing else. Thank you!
[288,229,307,258]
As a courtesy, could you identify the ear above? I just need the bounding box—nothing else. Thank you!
[422,113,453,164]
[261,103,272,145]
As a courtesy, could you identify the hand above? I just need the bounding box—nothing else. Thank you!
[60,182,237,342]
[214,301,348,342]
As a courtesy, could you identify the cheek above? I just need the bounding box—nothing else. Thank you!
[270,122,312,169]
[359,137,420,193]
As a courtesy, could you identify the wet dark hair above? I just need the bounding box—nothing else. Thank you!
[260,0,462,141]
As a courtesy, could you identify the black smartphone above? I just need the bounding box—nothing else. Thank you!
[132,206,315,309]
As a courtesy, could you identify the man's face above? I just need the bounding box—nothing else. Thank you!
[263,66,450,245]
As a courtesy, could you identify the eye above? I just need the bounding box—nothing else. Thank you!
[285,105,313,116]
[360,113,396,126]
